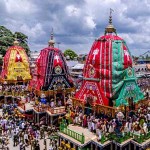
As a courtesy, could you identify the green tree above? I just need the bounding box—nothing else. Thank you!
[14,32,30,55]
[0,26,30,57]
[64,49,78,60]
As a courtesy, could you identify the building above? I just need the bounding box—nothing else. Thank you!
[29,51,40,75]
[136,51,150,64]
[70,63,84,78]
[30,51,40,64]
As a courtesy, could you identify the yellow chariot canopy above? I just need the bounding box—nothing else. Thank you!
[1,39,31,83]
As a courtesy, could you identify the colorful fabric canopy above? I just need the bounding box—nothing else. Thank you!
[1,45,31,82]
[75,24,143,107]
[30,46,73,91]
[115,68,144,107]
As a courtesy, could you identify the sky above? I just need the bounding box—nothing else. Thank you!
[0,0,150,56]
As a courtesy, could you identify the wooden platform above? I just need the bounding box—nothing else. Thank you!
[58,124,112,149]
[113,138,132,150]
[17,102,66,116]
[58,125,150,150]
[131,138,150,150]
[46,106,66,116]
[17,102,33,113]
[92,139,112,149]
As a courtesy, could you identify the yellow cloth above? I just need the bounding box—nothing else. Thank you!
[5,47,31,81]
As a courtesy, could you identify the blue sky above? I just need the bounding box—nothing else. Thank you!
[1,0,150,56]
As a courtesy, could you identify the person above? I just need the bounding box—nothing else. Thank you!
[54,139,58,150]
[66,96,72,107]
[47,127,51,138]
[50,100,55,108]
[49,143,53,150]
[143,122,148,135]
[40,128,44,139]
[13,131,18,147]
[35,130,40,140]
[97,127,102,142]
[83,115,87,127]
[65,112,70,125]
[21,122,25,130]
[8,123,12,138]
[0,124,2,136]
[108,123,114,133]
[35,142,40,150]
[31,138,35,150]
[24,132,28,146]
[44,137,47,150]
[20,141,26,150]
[91,120,95,132]
[57,99,62,107]
[147,112,150,123]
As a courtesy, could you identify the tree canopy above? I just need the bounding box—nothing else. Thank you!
[64,49,78,60]
[0,26,30,56]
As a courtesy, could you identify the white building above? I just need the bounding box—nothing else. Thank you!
[70,63,84,78]
[29,51,40,75]
[30,51,40,64]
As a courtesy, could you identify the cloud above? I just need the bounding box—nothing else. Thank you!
[4,0,37,14]
[0,0,149,56]
[20,23,45,40]
[65,5,80,17]
[84,16,96,29]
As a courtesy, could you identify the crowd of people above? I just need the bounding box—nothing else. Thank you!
[138,78,150,96]
[65,102,150,142]
[0,83,150,149]
[0,84,28,95]
[0,103,59,150]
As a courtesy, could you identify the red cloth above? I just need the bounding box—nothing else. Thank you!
[30,46,71,90]
[15,52,22,62]
[75,81,109,105]
[1,45,28,79]
[75,34,133,106]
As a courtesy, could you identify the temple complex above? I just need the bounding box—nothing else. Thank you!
[0,38,31,83]
[0,8,149,150]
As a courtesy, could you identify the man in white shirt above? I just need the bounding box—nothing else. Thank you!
[21,122,25,130]
[24,132,28,145]
[51,101,55,108]
[147,113,150,123]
